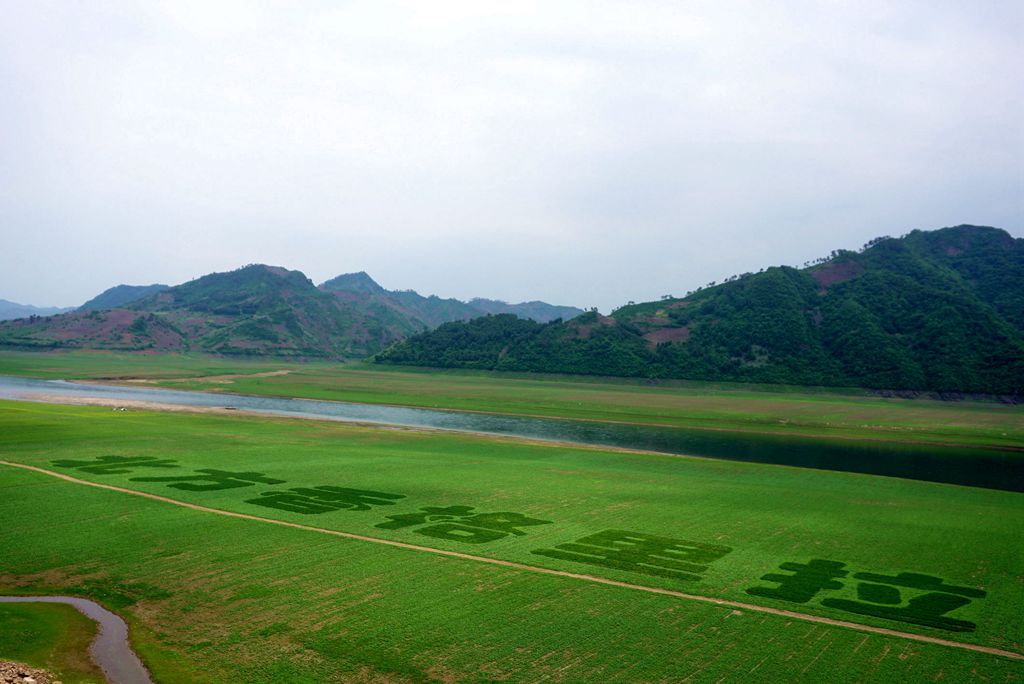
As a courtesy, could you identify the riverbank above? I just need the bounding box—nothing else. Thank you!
[2,378,1021,491]
[0,600,104,684]
[0,597,152,684]
[0,351,1020,450]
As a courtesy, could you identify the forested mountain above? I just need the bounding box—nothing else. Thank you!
[0,267,583,358]
[377,226,1024,394]
[319,271,584,327]
[319,272,481,330]
[78,283,169,311]
[0,265,409,358]
[0,300,74,321]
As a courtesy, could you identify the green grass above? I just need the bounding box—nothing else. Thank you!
[1,400,1022,681]
[0,602,105,683]
[0,349,284,380]
[1,350,1022,449]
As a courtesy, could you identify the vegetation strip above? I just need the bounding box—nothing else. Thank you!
[3,460,1021,662]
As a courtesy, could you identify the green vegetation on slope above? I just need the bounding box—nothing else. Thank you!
[379,226,1024,394]
[1,401,1022,681]
[1,268,584,361]
[320,271,583,328]
[0,265,412,359]
[77,283,169,311]
[0,602,104,684]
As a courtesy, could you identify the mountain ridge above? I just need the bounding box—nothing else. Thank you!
[0,265,405,358]
[318,272,583,326]
[0,265,582,358]
[376,225,1024,394]
[79,283,170,311]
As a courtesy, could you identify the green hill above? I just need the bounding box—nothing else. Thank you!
[0,267,583,359]
[78,283,169,311]
[0,265,406,358]
[377,226,1024,394]
[320,272,479,330]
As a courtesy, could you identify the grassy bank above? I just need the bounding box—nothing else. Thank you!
[0,350,1021,449]
[1,400,1021,681]
[0,602,104,683]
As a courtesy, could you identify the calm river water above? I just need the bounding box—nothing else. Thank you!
[0,375,1019,492]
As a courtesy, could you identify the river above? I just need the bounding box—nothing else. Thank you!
[0,374,1019,492]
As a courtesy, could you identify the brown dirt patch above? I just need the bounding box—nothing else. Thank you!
[572,315,616,340]
[12,394,246,416]
[642,327,690,349]
[812,261,864,290]
[121,370,293,385]
[0,661,55,684]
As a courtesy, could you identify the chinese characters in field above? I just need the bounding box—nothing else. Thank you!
[50,455,988,633]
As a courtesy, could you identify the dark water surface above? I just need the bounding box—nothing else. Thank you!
[0,595,154,684]
[0,375,1020,492]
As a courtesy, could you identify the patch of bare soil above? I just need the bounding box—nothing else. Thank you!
[0,661,55,684]
[188,369,292,382]
[572,315,616,340]
[119,370,293,385]
[15,394,242,416]
[642,327,690,349]
[811,261,864,289]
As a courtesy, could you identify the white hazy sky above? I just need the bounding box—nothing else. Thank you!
[1,1,1021,310]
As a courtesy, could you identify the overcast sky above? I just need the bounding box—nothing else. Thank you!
[1,1,1021,310]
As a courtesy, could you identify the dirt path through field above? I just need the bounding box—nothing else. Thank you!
[2,461,1021,662]
[116,369,292,384]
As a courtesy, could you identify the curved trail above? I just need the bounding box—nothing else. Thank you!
[3,460,1021,663]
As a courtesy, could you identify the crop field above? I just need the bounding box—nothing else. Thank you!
[1,399,1022,682]
[1,350,1022,450]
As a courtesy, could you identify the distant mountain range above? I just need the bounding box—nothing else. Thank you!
[0,268,582,358]
[320,271,583,328]
[0,300,75,322]
[378,225,1024,395]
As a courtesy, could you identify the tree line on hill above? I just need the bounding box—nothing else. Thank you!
[377,225,1024,395]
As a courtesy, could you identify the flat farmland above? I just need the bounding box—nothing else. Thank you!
[1,401,1021,682]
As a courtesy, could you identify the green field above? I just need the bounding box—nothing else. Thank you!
[2,400,1022,682]
[1,350,1022,449]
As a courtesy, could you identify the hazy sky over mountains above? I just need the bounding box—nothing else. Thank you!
[1,1,1021,310]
